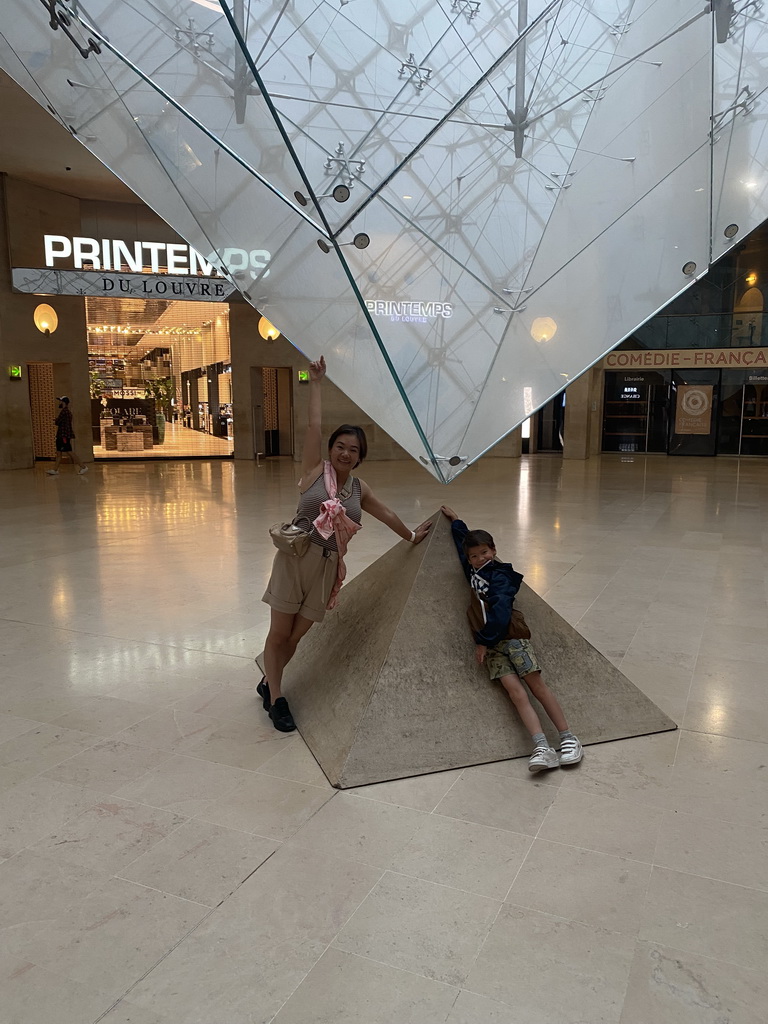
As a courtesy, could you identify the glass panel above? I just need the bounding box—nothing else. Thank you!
[2,2,767,477]
[717,382,743,455]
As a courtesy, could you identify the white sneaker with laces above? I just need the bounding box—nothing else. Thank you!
[528,746,560,773]
[46,469,59,476]
[559,735,583,766]
[78,465,89,474]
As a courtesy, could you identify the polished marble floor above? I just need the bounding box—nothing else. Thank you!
[93,421,233,459]
[1,453,767,1024]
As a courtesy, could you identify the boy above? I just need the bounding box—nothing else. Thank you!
[441,506,582,773]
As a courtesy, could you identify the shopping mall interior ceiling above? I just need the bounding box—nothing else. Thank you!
[1,2,767,481]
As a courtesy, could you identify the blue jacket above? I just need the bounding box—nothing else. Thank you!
[450,520,524,647]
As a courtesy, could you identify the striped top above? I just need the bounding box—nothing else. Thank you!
[296,470,363,552]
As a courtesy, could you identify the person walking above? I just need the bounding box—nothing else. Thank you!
[47,397,88,475]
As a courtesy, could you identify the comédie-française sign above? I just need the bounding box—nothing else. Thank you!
[604,348,768,369]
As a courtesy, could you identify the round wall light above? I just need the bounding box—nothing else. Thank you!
[34,303,58,335]
[530,316,558,343]
[724,223,739,238]
[258,316,280,341]
[682,261,697,276]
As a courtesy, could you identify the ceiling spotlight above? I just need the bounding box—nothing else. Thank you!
[724,223,739,238]
[294,184,351,206]
[682,261,697,276]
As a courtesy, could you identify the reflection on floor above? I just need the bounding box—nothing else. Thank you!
[93,421,233,458]
[3,454,768,1024]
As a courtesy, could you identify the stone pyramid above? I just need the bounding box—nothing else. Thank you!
[260,514,675,788]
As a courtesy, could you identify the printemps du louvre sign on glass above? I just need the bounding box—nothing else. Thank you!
[10,234,273,301]
[11,237,454,321]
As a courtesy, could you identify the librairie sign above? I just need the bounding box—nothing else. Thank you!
[11,234,272,303]
[604,348,768,369]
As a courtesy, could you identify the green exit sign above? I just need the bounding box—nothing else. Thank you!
[8,364,22,380]
[297,370,310,382]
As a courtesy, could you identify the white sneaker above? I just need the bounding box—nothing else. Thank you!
[46,469,59,476]
[559,735,583,766]
[528,746,560,773]
[78,465,89,474]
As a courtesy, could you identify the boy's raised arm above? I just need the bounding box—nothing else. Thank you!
[441,506,472,580]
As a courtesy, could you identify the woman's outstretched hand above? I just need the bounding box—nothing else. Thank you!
[441,505,458,522]
[412,520,432,544]
[308,355,326,382]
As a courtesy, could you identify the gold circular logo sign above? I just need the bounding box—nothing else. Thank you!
[681,388,710,416]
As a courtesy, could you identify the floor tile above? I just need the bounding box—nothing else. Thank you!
[537,786,664,861]
[654,810,768,891]
[256,735,332,788]
[112,708,224,754]
[0,714,40,745]
[287,791,427,867]
[335,871,500,986]
[556,731,678,808]
[197,772,332,840]
[127,846,381,1024]
[466,905,635,1023]
[445,989,524,1024]
[507,839,651,936]
[352,768,463,812]
[31,796,186,875]
[396,814,532,899]
[434,767,557,835]
[119,819,278,907]
[0,776,100,858]
[0,722,98,778]
[271,947,458,1024]
[113,754,253,817]
[665,731,768,827]
[98,1003,169,1024]
[14,877,210,996]
[183,717,291,770]
[52,696,158,736]
[0,951,116,1024]
[640,866,768,971]
[683,698,768,744]
[43,739,171,792]
[620,941,768,1024]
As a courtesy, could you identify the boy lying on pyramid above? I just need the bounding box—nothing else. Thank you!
[441,506,583,773]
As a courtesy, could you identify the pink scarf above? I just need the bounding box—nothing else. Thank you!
[312,461,362,609]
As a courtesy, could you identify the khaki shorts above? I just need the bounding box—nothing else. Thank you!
[262,542,338,623]
[486,638,541,680]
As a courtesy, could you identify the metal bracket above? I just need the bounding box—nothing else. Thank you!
[451,0,481,21]
[324,143,365,185]
[398,53,433,91]
[38,0,101,59]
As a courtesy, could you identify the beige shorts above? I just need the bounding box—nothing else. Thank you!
[262,542,339,623]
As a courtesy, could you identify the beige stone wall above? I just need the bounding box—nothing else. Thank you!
[0,176,91,470]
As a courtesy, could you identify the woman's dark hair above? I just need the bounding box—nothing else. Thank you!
[463,529,495,553]
[328,425,368,467]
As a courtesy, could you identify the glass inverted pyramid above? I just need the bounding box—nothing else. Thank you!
[2,1,767,480]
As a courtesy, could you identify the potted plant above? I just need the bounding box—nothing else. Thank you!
[144,377,176,444]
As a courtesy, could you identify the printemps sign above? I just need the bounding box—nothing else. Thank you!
[10,234,272,302]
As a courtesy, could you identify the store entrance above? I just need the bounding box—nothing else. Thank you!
[251,366,293,457]
[87,297,233,458]
[536,392,565,452]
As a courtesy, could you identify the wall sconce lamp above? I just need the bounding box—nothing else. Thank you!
[746,271,758,287]
[34,304,58,336]
[530,317,558,343]
[258,316,280,341]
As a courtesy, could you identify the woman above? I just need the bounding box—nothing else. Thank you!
[259,355,431,731]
